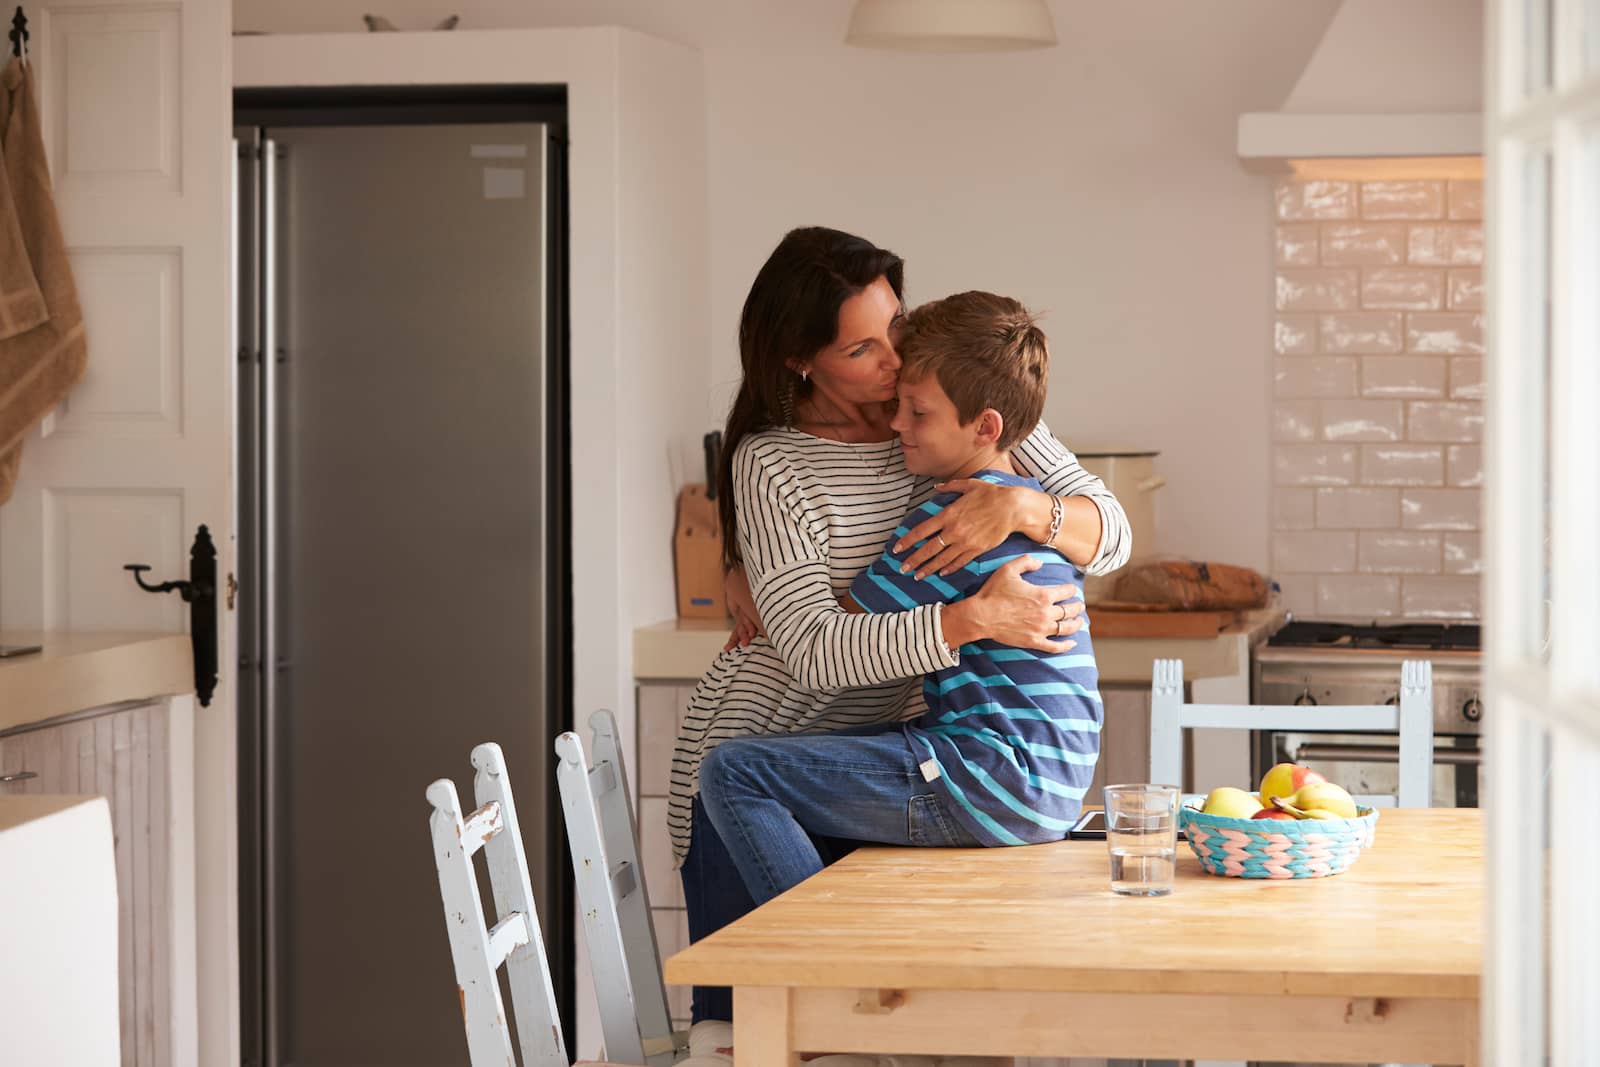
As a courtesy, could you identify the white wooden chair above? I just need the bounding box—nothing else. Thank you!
[1148,657,1435,808]
[432,743,708,1066]
[555,710,685,1067]
[427,742,573,1066]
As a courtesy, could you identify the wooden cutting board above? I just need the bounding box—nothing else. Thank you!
[1088,602,1237,639]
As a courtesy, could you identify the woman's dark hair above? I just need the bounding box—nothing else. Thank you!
[718,226,905,568]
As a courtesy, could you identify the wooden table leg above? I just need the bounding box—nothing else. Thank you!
[733,986,800,1067]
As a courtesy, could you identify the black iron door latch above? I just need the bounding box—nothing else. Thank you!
[125,525,218,707]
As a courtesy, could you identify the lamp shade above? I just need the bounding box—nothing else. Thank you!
[845,0,1058,52]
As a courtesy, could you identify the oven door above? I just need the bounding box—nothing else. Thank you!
[1254,731,1482,808]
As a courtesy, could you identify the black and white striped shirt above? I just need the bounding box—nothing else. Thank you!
[667,422,1131,864]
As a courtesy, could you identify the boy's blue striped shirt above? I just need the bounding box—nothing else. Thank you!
[848,470,1102,847]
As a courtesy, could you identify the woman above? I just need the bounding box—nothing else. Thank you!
[672,227,1131,1024]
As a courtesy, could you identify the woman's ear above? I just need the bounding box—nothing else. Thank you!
[976,408,1005,447]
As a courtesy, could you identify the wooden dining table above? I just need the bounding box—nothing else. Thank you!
[664,807,1482,1065]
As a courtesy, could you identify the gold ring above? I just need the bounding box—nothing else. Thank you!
[1058,603,1069,622]
[936,533,949,548]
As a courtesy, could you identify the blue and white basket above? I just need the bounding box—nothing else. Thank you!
[1179,805,1379,879]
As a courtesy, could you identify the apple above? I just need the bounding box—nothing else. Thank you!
[1250,808,1296,821]
[1258,762,1326,808]
[1274,781,1358,820]
[1200,786,1264,819]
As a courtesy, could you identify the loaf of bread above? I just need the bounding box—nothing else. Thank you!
[1111,559,1270,611]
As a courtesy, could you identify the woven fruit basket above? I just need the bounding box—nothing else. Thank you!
[1179,805,1379,879]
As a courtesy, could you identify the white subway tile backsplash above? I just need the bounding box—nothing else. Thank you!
[1276,224,1320,266]
[1274,402,1319,443]
[1316,487,1400,528]
[1409,401,1485,442]
[1273,530,1358,573]
[1320,312,1404,353]
[1277,269,1360,311]
[1271,180,1485,604]
[1446,444,1484,488]
[1408,224,1484,266]
[1361,268,1445,310]
[1442,532,1483,575]
[1360,531,1443,574]
[1320,222,1407,266]
[1277,180,1356,220]
[1275,315,1319,355]
[1449,357,1485,399]
[1447,269,1483,310]
[1317,575,1402,617]
[1360,355,1448,398]
[1320,399,1405,442]
[1447,180,1484,221]
[1275,444,1359,486]
[1274,488,1316,530]
[1362,444,1445,486]
[1360,181,1446,220]
[1275,574,1318,617]
[1275,357,1359,398]
[1401,488,1481,531]
[1407,312,1485,355]
[1402,576,1481,619]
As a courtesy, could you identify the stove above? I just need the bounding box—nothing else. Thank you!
[1252,618,1483,807]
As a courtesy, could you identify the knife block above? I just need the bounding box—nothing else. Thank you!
[674,484,728,619]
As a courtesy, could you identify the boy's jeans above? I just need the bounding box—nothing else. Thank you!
[698,722,980,908]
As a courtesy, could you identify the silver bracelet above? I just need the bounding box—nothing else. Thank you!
[1045,494,1065,547]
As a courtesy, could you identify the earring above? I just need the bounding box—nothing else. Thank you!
[800,368,809,382]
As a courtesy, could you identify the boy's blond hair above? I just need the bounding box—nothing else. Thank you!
[897,291,1048,451]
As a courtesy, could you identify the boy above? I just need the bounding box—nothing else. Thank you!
[698,291,1100,905]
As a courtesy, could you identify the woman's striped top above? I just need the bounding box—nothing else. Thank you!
[667,421,1131,864]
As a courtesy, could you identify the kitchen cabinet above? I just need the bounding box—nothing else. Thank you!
[0,695,194,1067]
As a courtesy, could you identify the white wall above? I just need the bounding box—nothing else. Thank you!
[235,0,1348,574]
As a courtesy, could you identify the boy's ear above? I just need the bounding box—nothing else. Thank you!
[976,408,1005,446]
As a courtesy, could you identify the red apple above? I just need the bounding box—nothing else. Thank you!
[1251,808,1296,820]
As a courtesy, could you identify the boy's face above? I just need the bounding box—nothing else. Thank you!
[891,372,990,479]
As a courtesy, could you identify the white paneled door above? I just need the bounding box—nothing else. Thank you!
[1485,0,1600,1062]
[0,0,234,1064]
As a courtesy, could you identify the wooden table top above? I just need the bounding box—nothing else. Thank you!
[664,808,1483,1000]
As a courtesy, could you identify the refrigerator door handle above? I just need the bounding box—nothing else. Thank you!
[261,135,282,1065]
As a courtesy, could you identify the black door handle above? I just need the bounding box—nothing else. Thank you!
[125,525,218,707]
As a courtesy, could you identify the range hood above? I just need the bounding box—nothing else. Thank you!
[1238,0,1484,172]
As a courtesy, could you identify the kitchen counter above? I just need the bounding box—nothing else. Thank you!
[0,631,193,734]
[633,609,1286,684]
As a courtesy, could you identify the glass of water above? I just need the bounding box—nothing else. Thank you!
[1103,784,1179,896]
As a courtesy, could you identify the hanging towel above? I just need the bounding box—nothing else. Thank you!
[0,57,87,504]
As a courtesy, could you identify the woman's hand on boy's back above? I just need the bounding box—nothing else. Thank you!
[894,478,1030,579]
[942,556,1084,653]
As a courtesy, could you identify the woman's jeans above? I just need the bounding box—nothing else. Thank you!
[698,723,978,908]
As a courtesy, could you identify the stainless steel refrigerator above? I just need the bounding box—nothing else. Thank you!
[234,102,572,1067]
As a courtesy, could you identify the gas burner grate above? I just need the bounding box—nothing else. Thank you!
[1269,620,1481,652]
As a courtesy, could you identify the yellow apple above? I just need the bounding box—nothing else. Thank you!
[1258,762,1326,807]
[1201,786,1264,819]
[1275,781,1358,820]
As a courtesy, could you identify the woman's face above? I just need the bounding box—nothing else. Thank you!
[795,275,904,407]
